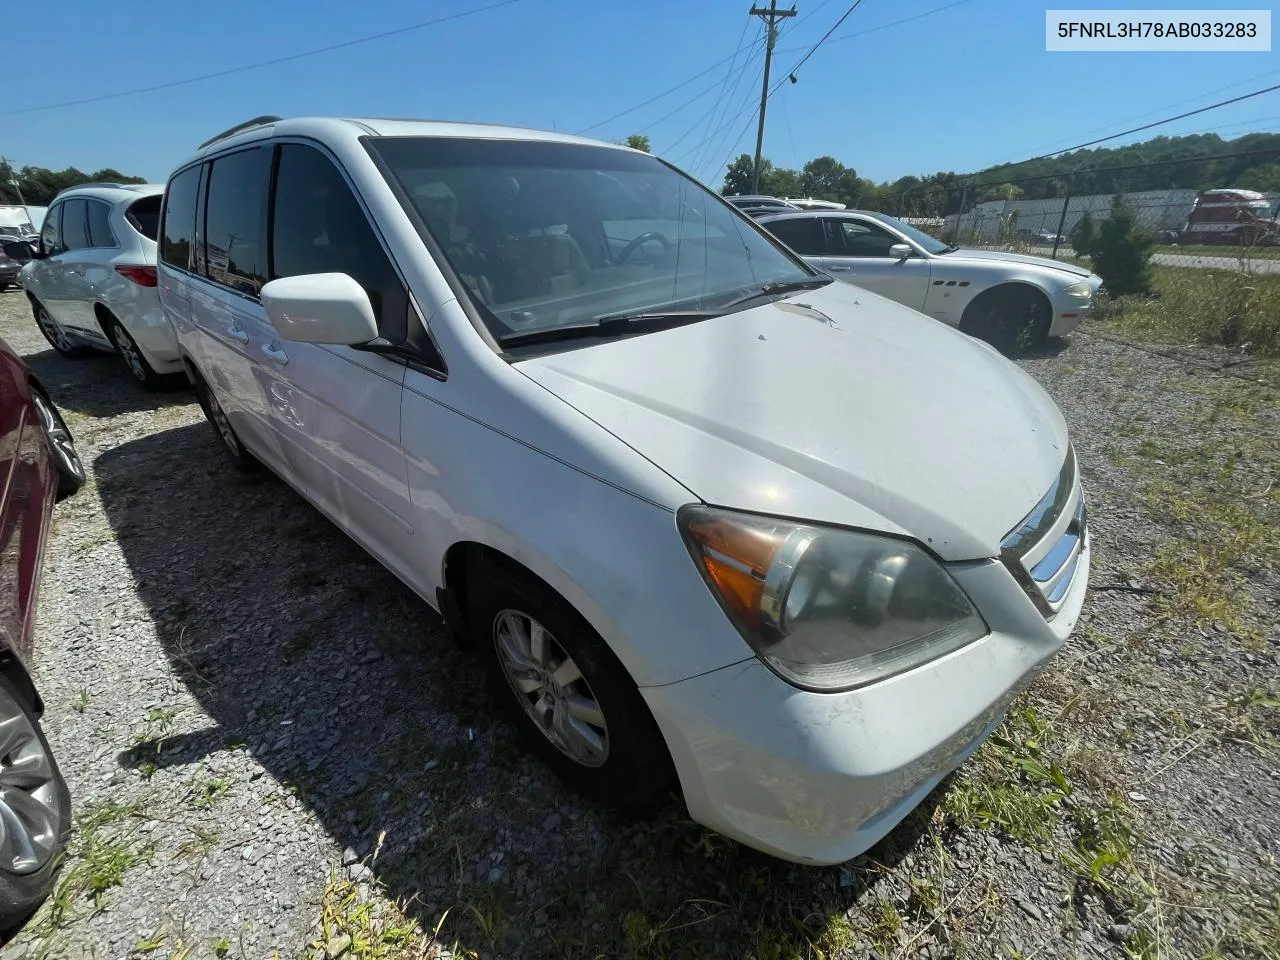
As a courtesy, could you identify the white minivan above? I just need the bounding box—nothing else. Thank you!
[157,116,1089,865]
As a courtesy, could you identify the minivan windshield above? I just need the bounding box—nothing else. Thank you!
[864,212,955,255]
[368,138,817,345]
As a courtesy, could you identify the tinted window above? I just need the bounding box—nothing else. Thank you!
[40,204,62,255]
[127,195,161,241]
[766,217,826,256]
[87,200,115,247]
[205,148,268,295]
[271,143,407,340]
[60,199,89,251]
[837,219,898,258]
[161,166,200,269]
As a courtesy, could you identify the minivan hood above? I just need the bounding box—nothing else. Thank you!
[949,248,1092,278]
[517,282,1070,561]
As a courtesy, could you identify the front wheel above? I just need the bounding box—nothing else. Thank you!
[30,388,85,500]
[960,285,1051,355]
[469,564,673,810]
[31,302,93,359]
[0,673,71,944]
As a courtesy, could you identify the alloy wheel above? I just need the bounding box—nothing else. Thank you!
[34,306,72,354]
[0,686,62,875]
[492,609,609,767]
[30,392,84,486]
[111,325,148,383]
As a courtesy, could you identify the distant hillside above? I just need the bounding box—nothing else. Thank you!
[724,132,1280,215]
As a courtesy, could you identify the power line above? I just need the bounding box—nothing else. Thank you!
[769,0,866,96]
[575,50,745,135]
[688,24,765,173]
[1,0,522,117]
[797,0,976,51]
[634,76,727,136]
[979,82,1280,176]
[675,44,765,170]
[681,19,754,165]
[748,1,798,192]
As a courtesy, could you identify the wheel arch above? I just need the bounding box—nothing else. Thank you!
[959,280,1053,329]
[0,648,43,718]
[91,302,117,341]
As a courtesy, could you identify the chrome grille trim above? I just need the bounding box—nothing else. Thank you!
[1001,450,1087,618]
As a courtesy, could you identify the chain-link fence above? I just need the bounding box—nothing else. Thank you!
[893,149,1280,271]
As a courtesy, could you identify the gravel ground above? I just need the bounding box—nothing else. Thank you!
[0,285,1275,960]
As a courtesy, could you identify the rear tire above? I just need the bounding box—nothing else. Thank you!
[105,317,165,391]
[29,388,85,500]
[0,672,71,945]
[192,369,259,473]
[960,285,1051,355]
[31,301,93,359]
[468,562,673,811]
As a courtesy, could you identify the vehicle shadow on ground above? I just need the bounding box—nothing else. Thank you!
[18,345,190,419]
[97,422,945,957]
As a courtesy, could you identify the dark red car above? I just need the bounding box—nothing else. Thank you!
[0,335,84,938]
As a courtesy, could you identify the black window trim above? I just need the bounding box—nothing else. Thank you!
[85,198,119,249]
[57,197,91,253]
[39,201,64,257]
[269,135,447,379]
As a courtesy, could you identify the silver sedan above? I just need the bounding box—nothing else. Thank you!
[757,210,1102,349]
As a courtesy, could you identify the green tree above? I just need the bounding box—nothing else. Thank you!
[1237,162,1280,192]
[1092,196,1154,296]
[624,135,651,153]
[799,156,856,200]
[2,164,147,205]
[1069,211,1100,258]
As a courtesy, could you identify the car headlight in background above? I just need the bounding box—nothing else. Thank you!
[1062,281,1093,302]
[678,506,989,692]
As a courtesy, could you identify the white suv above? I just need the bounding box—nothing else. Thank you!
[158,116,1088,865]
[20,184,182,389]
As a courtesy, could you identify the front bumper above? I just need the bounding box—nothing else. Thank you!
[642,538,1089,865]
[1048,276,1103,337]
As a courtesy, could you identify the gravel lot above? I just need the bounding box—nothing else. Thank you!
[0,285,1276,960]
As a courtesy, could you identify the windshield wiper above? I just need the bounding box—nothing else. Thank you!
[720,276,833,310]
[498,310,720,349]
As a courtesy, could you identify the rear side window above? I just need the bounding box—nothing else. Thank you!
[40,204,62,255]
[766,217,826,256]
[270,143,407,340]
[87,200,116,248]
[205,147,268,295]
[60,199,89,251]
[160,166,200,269]
[127,195,161,241]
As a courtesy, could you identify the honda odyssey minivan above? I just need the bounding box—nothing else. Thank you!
[156,116,1089,864]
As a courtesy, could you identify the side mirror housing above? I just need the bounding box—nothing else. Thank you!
[889,243,913,260]
[260,273,380,345]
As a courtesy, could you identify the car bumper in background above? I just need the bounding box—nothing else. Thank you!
[115,295,183,371]
[642,542,1089,865]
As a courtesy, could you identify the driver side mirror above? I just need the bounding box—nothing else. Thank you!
[260,273,380,345]
[889,243,912,261]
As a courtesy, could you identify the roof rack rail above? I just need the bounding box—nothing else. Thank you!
[198,115,283,150]
[65,182,127,190]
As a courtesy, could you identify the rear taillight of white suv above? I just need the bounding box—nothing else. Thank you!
[114,265,157,287]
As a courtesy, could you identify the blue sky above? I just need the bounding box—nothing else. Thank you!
[4,0,1277,188]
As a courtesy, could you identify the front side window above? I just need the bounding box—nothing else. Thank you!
[864,212,953,255]
[160,166,200,269]
[40,204,62,255]
[60,199,89,251]
[270,144,407,341]
[835,219,899,258]
[204,147,268,295]
[87,200,116,248]
[368,137,814,346]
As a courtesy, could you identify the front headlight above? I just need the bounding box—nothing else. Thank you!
[678,506,989,692]
[1062,281,1093,300]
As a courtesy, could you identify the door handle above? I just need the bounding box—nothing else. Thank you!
[226,324,249,343]
[262,343,289,365]
[827,264,855,272]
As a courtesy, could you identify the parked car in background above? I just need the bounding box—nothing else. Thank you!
[159,116,1088,865]
[724,195,798,211]
[0,241,32,290]
[1031,228,1064,245]
[0,336,82,940]
[19,184,179,389]
[0,208,38,245]
[758,209,1102,349]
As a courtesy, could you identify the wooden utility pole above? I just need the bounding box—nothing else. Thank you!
[749,1,796,194]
